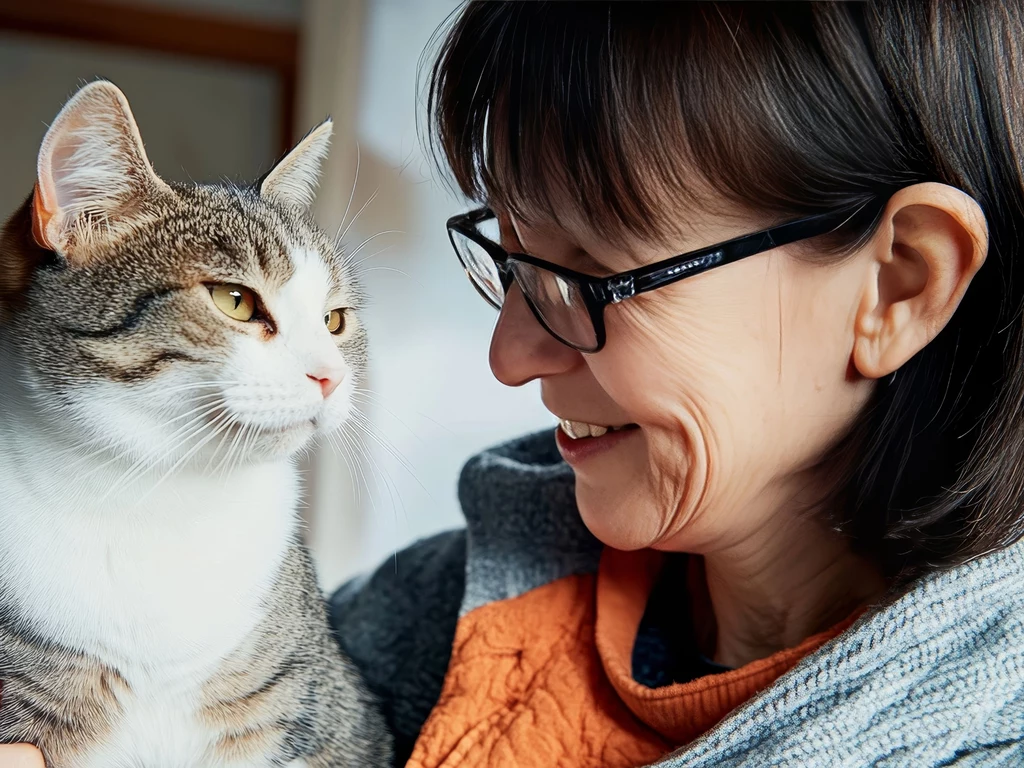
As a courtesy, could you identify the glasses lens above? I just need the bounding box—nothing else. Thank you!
[450,230,504,309]
[510,260,599,352]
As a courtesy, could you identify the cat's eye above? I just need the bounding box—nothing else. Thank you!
[325,309,346,335]
[210,284,257,322]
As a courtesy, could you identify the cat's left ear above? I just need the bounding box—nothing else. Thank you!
[33,80,171,264]
[259,119,332,210]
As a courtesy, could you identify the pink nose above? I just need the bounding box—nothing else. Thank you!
[307,372,342,398]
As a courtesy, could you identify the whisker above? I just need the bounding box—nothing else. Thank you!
[83,399,227,492]
[343,230,403,265]
[324,431,359,502]
[338,425,378,517]
[336,189,379,249]
[357,266,426,291]
[349,392,428,447]
[349,244,396,269]
[334,142,361,247]
[347,414,432,501]
[134,411,236,504]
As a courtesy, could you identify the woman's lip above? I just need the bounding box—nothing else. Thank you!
[555,423,639,465]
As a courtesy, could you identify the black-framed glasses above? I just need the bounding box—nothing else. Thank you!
[447,200,884,353]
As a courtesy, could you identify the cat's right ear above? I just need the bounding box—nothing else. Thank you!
[33,81,171,265]
[259,119,332,210]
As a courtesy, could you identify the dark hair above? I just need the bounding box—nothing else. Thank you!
[426,0,1024,586]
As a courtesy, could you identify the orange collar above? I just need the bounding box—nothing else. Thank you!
[594,548,865,745]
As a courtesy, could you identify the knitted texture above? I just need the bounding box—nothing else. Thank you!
[331,431,1024,767]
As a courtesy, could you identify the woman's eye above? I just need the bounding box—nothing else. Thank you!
[210,284,257,322]
[325,309,346,335]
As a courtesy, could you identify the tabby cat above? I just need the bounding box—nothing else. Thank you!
[0,81,391,766]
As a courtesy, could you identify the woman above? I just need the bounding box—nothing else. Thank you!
[5,1,1023,766]
[330,2,1024,766]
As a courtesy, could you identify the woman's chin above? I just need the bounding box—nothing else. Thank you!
[575,484,659,551]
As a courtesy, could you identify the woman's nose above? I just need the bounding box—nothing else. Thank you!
[489,284,580,386]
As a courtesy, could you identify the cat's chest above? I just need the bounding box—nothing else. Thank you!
[0,460,299,667]
[74,683,305,768]
[76,685,214,768]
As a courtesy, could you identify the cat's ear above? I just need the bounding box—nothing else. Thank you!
[33,80,170,264]
[259,119,332,210]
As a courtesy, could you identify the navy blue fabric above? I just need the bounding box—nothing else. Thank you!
[632,554,733,688]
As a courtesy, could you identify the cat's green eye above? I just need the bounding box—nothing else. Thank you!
[325,309,346,335]
[210,284,257,322]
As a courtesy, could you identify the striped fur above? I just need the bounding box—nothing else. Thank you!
[0,82,390,766]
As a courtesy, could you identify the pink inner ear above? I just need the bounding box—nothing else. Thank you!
[30,183,56,251]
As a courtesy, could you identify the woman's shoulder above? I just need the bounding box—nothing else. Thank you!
[653,537,1024,767]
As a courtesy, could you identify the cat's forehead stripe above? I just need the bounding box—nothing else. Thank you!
[234,193,297,287]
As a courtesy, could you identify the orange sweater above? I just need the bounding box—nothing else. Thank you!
[408,548,862,768]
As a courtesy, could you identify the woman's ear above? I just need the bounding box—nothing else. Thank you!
[851,182,988,379]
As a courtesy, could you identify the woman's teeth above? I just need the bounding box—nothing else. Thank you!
[559,419,612,439]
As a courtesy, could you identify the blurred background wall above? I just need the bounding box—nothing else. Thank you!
[0,0,554,589]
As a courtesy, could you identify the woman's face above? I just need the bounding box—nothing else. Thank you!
[490,204,879,554]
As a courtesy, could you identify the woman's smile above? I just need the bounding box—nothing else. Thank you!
[554,419,641,465]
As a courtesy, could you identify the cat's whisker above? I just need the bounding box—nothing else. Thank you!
[214,421,246,475]
[335,188,379,249]
[346,414,431,501]
[324,431,359,496]
[134,411,237,505]
[205,418,237,475]
[334,142,361,246]
[348,244,396,270]
[348,409,421,475]
[339,423,401,527]
[348,422,410,531]
[105,398,231,491]
[146,381,240,397]
[353,388,456,437]
[220,421,258,477]
[357,266,426,291]
[336,427,369,503]
[349,392,428,447]
[236,422,262,474]
[358,432,408,527]
[77,398,228,490]
[53,392,226,472]
[337,425,376,512]
[143,393,227,425]
[342,230,403,267]
[97,413,219,504]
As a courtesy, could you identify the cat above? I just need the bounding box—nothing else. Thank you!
[0,81,391,766]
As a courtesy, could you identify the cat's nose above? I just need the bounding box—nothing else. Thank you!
[307,370,343,398]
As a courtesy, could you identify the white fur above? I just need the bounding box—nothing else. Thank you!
[0,246,357,767]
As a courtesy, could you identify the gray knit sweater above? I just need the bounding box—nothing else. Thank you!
[330,431,1024,766]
